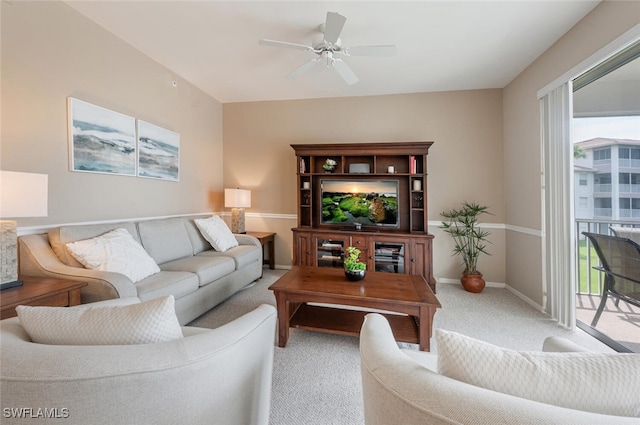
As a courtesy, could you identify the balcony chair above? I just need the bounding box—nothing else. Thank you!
[582,232,640,326]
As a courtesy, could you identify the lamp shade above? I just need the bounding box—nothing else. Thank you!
[224,188,251,208]
[0,171,48,218]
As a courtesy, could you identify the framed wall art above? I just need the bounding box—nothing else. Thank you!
[137,120,180,181]
[68,98,137,176]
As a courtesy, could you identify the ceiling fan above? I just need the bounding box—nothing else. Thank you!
[259,12,397,85]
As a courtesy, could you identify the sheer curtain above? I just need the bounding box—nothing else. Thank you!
[541,82,575,329]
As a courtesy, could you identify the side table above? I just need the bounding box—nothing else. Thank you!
[0,277,88,320]
[246,231,276,270]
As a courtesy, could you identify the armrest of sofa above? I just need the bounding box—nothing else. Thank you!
[0,303,276,425]
[18,234,138,302]
[236,234,261,248]
[542,336,591,353]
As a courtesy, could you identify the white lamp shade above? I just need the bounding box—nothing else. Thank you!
[224,188,251,208]
[0,171,48,218]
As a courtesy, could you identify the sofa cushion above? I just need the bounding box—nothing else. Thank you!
[135,271,199,302]
[137,217,194,264]
[66,228,160,283]
[197,245,260,270]
[194,215,238,252]
[16,295,182,345]
[49,222,140,268]
[436,328,640,417]
[160,256,236,286]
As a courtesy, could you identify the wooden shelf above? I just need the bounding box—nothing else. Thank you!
[290,303,419,344]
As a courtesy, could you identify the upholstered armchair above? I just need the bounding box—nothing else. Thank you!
[1,303,276,425]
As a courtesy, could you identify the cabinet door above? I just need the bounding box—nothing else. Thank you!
[351,234,369,268]
[410,238,435,292]
[371,238,408,274]
[295,232,313,266]
[315,234,350,268]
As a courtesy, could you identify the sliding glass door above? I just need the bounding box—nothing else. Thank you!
[571,42,640,352]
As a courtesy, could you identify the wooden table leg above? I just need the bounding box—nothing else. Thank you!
[69,288,82,306]
[268,238,275,270]
[275,291,289,347]
[418,305,435,351]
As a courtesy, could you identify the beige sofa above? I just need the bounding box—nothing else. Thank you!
[18,215,262,324]
[360,313,640,425]
[0,302,276,425]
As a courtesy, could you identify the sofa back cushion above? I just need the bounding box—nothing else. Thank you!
[184,215,213,254]
[436,329,640,417]
[49,222,140,267]
[137,218,193,264]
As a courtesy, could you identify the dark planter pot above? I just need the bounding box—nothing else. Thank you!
[345,269,366,282]
[461,273,485,293]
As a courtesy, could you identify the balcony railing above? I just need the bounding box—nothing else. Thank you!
[575,219,640,296]
[593,208,612,218]
[619,158,640,169]
[593,184,612,193]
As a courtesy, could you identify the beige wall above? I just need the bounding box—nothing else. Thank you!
[7,0,635,306]
[1,1,223,228]
[503,1,640,303]
[223,91,507,281]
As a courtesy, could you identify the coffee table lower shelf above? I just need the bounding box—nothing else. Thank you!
[289,303,419,344]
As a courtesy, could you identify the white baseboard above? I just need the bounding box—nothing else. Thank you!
[437,276,544,312]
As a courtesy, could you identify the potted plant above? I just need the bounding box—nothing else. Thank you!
[323,158,337,172]
[344,246,366,281]
[441,202,491,293]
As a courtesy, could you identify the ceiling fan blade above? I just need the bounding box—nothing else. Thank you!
[259,39,314,52]
[332,59,359,86]
[346,45,397,57]
[323,12,346,44]
[287,58,319,80]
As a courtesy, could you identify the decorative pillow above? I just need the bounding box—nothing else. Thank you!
[16,295,183,345]
[435,329,640,417]
[66,228,160,283]
[194,215,238,252]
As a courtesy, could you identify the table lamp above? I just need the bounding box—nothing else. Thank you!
[224,188,251,234]
[0,171,48,290]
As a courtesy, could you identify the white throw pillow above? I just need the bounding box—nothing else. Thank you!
[16,295,183,345]
[435,329,640,417]
[66,228,160,283]
[194,215,238,252]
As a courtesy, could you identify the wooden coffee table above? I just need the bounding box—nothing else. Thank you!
[268,266,441,351]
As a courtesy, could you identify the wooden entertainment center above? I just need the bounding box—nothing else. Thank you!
[291,141,436,292]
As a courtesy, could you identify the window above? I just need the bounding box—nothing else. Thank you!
[595,173,611,184]
[620,173,631,184]
[619,147,640,160]
[595,198,612,208]
[579,173,588,186]
[620,198,631,209]
[594,149,611,161]
[579,197,588,208]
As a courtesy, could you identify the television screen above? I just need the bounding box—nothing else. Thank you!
[320,180,399,227]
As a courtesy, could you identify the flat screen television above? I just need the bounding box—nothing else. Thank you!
[320,180,399,227]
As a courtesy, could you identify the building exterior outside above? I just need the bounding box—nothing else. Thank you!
[574,138,640,222]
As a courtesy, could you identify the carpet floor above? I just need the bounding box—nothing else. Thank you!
[188,269,614,425]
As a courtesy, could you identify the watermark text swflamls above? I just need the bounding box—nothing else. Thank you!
[3,407,69,419]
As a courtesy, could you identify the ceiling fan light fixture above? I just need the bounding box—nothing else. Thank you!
[259,11,395,86]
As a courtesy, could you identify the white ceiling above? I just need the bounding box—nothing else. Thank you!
[64,1,601,104]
